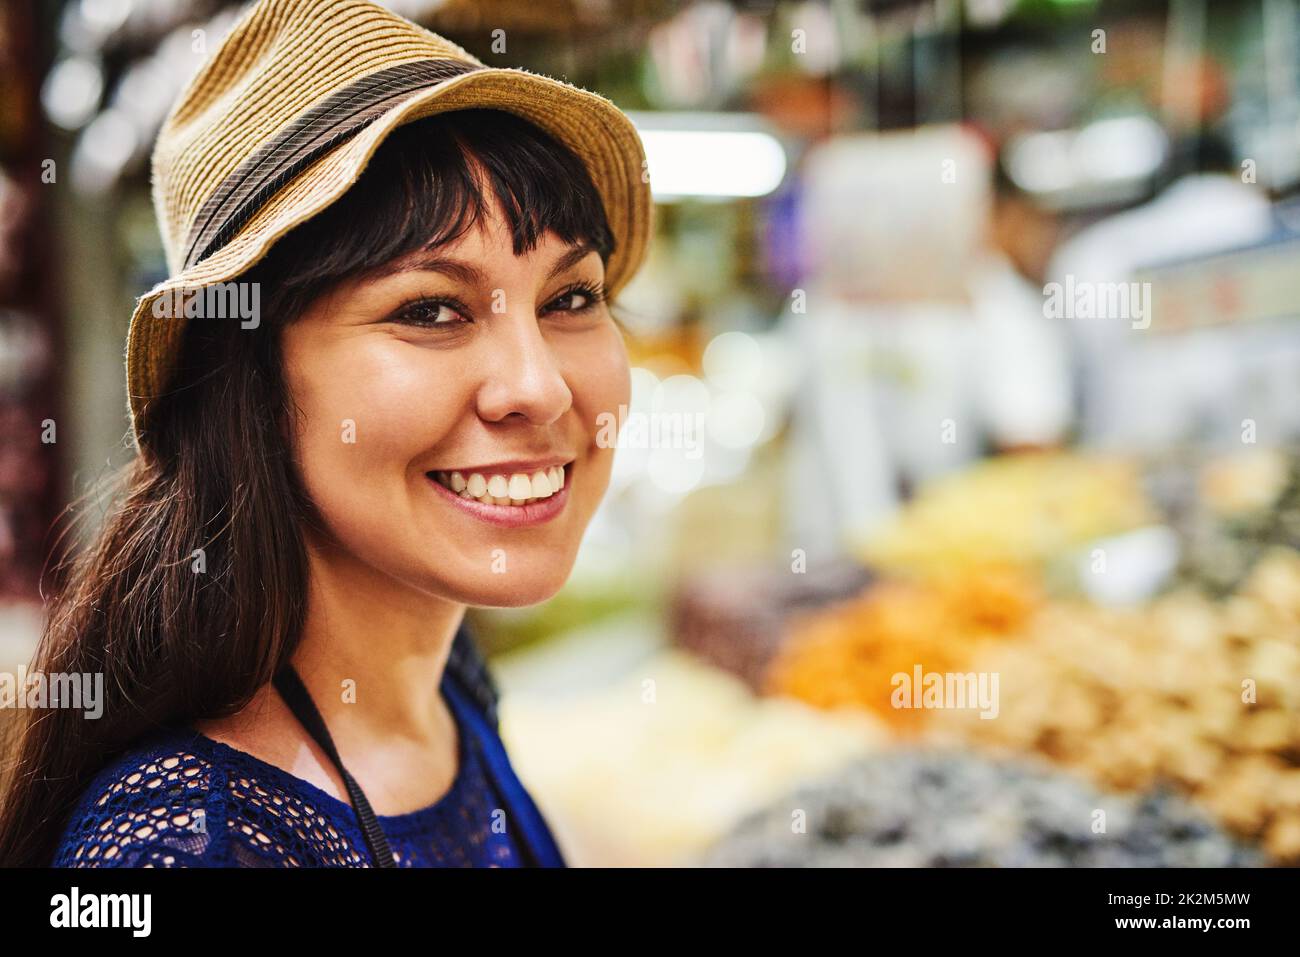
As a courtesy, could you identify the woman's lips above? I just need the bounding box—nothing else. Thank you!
[424,464,571,528]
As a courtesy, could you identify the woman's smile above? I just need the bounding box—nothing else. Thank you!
[425,460,574,528]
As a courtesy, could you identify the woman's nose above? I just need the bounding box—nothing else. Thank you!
[474,315,573,425]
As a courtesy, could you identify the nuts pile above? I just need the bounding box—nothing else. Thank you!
[926,547,1300,862]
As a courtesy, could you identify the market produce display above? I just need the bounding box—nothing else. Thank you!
[693,749,1263,867]
[511,447,1300,866]
[925,547,1300,863]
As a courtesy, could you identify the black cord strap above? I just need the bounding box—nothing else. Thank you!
[273,665,397,868]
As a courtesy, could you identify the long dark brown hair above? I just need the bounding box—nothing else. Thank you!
[0,108,618,866]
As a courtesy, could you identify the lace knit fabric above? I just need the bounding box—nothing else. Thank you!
[51,671,553,868]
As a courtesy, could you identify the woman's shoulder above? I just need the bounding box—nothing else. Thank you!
[51,726,365,868]
[52,727,228,867]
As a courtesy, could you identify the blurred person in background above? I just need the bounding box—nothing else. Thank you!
[966,150,1074,453]
[1048,54,1275,449]
[779,123,1074,561]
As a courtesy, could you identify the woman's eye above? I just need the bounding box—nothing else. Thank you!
[394,298,467,326]
[548,292,585,312]
[546,283,605,315]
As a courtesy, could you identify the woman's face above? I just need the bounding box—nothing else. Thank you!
[281,195,630,608]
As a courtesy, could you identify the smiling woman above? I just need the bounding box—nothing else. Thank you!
[0,0,652,869]
[265,108,630,612]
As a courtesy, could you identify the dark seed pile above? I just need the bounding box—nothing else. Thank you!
[693,749,1265,867]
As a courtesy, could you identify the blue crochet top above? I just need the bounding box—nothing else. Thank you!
[50,666,566,868]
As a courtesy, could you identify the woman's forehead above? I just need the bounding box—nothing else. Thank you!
[378,237,603,284]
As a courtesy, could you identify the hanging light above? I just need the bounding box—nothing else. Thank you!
[627,111,788,200]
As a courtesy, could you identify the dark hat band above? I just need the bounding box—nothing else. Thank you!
[183,57,484,271]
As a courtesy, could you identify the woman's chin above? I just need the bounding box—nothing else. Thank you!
[442,573,571,609]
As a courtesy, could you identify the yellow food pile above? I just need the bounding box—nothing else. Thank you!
[853,451,1156,576]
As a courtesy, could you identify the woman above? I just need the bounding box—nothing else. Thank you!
[0,0,651,867]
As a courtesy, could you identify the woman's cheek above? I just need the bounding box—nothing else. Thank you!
[574,324,632,427]
[291,343,448,501]
[332,346,437,449]
[567,328,630,512]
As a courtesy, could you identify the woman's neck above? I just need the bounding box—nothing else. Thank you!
[290,533,468,749]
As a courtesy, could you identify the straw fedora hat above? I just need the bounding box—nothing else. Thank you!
[126,0,654,448]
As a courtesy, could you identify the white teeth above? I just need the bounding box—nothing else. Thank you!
[508,474,531,501]
[433,464,570,507]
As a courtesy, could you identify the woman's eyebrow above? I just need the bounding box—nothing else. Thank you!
[373,241,599,285]
[544,241,600,280]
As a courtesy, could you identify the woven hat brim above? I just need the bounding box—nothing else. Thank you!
[126,66,653,448]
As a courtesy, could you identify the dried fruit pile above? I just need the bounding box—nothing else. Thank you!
[763,564,1042,732]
